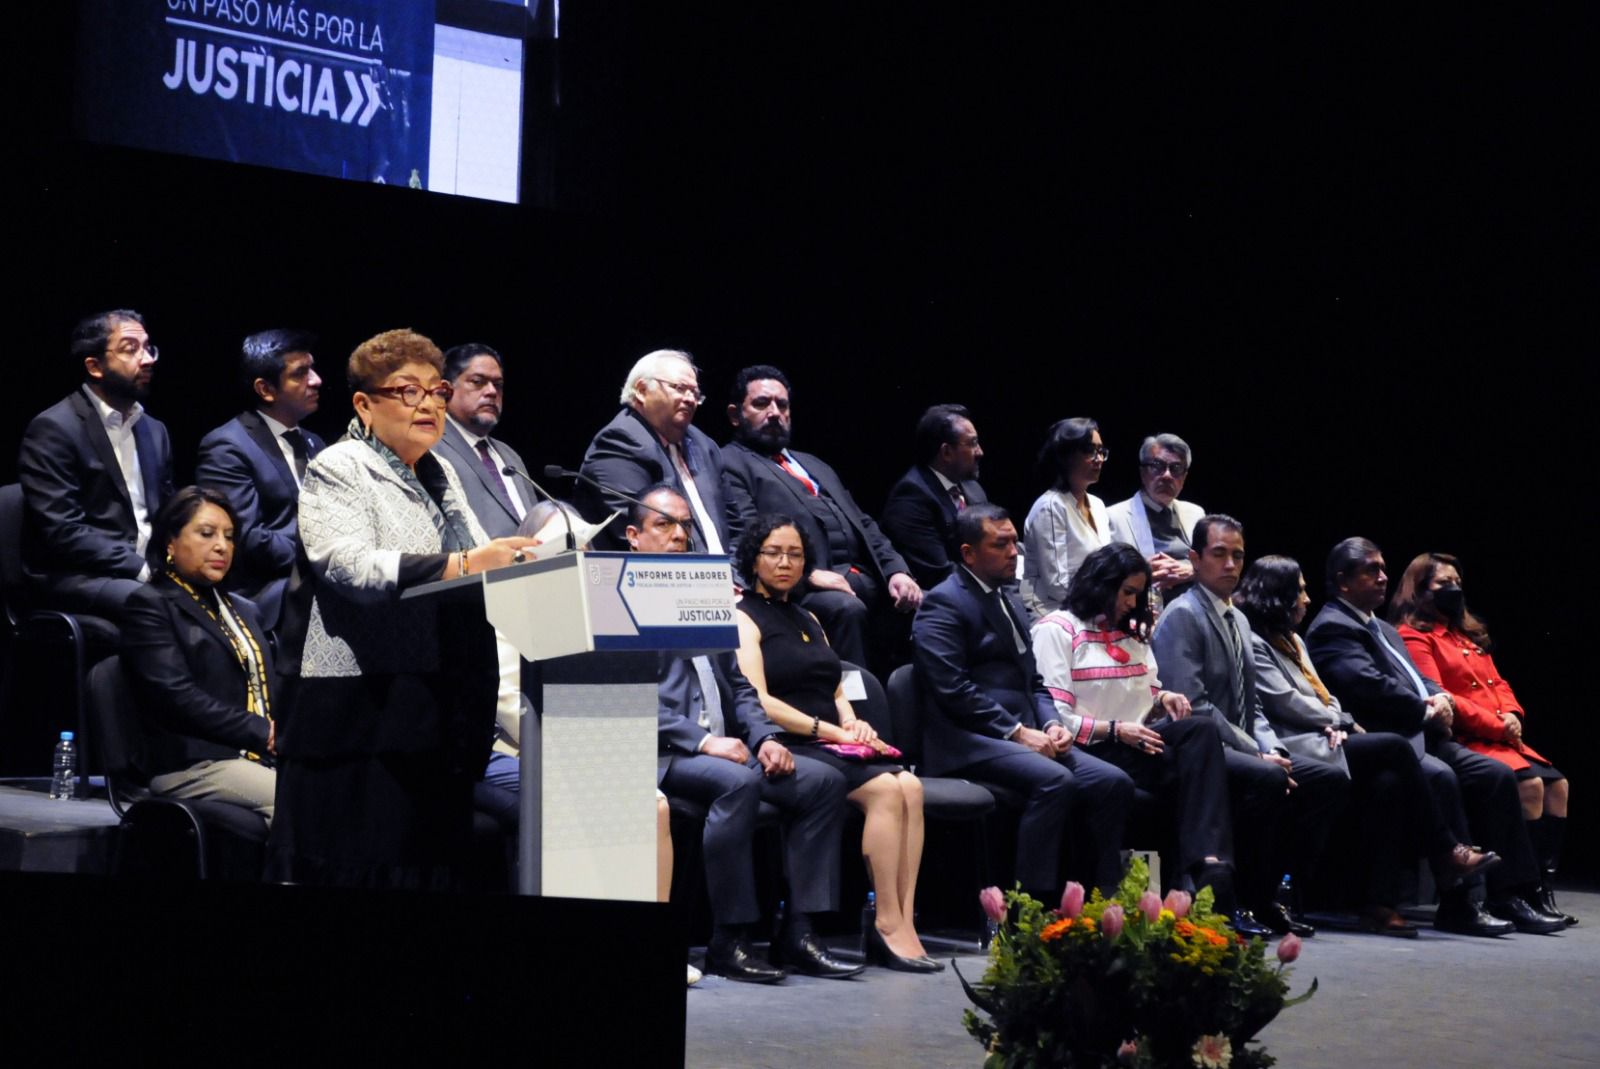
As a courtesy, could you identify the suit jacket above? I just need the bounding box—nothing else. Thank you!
[578,407,729,551]
[194,411,325,630]
[722,440,909,583]
[1106,494,1204,559]
[1149,587,1284,756]
[880,464,988,589]
[17,389,174,592]
[656,650,783,782]
[1304,599,1437,741]
[911,568,1057,776]
[434,419,539,539]
[1249,631,1354,771]
[120,576,275,781]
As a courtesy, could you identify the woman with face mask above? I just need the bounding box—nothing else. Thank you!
[1392,553,1576,926]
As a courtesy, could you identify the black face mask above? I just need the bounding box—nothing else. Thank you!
[1430,583,1464,617]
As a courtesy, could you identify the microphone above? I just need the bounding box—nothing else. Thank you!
[542,465,705,546]
[500,463,577,551]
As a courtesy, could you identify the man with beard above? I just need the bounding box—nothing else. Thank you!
[18,309,174,623]
[720,365,921,670]
[881,403,989,590]
[1107,433,1203,612]
[194,328,325,635]
[434,342,540,540]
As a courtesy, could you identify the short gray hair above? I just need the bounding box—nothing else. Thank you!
[619,349,697,405]
[1138,433,1192,468]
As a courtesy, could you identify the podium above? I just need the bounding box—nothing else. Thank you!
[405,550,737,900]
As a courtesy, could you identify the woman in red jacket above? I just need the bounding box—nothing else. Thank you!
[1392,552,1575,926]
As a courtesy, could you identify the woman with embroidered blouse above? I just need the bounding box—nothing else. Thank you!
[733,513,939,973]
[1031,542,1238,910]
[268,328,539,889]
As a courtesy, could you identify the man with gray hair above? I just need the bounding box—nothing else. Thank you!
[577,349,729,552]
[1107,432,1204,609]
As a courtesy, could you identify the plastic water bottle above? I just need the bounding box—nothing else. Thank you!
[861,890,877,935]
[49,731,77,800]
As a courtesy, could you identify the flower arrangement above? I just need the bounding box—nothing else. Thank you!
[958,859,1315,1068]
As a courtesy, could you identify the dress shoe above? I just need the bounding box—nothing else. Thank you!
[704,940,786,983]
[1434,898,1514,937]
[1256,902,1315,938]
[1433,843,1501,887]
[772,931,865,979]
[1534,883,1579,927]
[1357,905,1419,939]
[1229,910,1273,939]
[863,924,944,974]
[1486,895,1567,935]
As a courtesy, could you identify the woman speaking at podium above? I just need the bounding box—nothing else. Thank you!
[268,329,538,889]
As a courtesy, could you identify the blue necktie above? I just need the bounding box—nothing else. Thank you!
[1367,618,1429,699]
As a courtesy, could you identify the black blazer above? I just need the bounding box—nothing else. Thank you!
[656,650,783,782]
[721,440,910,582]
[17,388,174,590]
[194,411,325,630]
[911,568,1054,776]
[121,577,275,781]
[880,464,988,589]
[578,407,729,551]
[1304,599,1437,739]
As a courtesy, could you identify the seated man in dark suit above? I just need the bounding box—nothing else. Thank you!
[1150,514,1347,938]
[912,503,1132,898]
[194,328,325,636]
[1306,536,1563,935]
[639,486,858,982]
[18,309,174,625]
[881,403,989,590]
[434,342,544,540]
[722,365,921,670]
[578,349,728,553]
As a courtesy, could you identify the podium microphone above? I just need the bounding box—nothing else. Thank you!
[542,465,706,546]
[500,463,577,551]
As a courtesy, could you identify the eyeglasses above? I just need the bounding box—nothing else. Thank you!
[652,378,705,403]
[460,374,504,391]
[366,382,454,407]
[106,339,159,362]
[758,548,805,563]
[1084,446,1110,461]
[1140,460,1187,477]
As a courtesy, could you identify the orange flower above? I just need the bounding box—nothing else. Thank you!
[1041,918,1073,942]
[1175,921,1197,938]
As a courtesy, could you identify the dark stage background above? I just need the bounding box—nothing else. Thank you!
[5,7,1595,875]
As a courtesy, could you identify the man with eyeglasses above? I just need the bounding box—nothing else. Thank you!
[721,364,921,671]
[433,342,541,540]
[17,309,174,624]
[578,349,728,553]
[1107,433,1205,611]
[194,329,325,637]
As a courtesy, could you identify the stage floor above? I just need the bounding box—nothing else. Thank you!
[686,888,1600,1068]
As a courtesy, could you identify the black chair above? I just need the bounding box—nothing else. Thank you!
[0,483,118,788]
[86,656,268,881]
[849,663,995,822]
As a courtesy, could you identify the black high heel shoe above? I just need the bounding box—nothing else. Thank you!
[864,924,944,973]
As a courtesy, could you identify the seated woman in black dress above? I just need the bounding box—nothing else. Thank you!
[734,514,938,973]
[121,486,276,824]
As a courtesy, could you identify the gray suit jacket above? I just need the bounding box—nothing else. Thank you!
[434,421,539,539]
[1150,587,1285,756]
[1249,632,1355,771]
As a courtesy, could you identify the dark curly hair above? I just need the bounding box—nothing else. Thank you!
[1234,555,1304,641]
[733,513,816,593]
[1065,542,1153,633]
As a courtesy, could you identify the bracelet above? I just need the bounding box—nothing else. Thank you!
[461,549,471,575]
[810,717,820,738]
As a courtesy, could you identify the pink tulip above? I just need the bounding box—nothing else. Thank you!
[1059,881,1086,918]
[1117,1040,1140,1066]
[1138,890,1161,923]
[979,886,1006,924]
[1277,932,1302,964]
[1101,903,1125,939]
[1163,889,1192,918]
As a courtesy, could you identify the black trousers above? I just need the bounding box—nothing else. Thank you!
[1223,747,1349,909]
[1093,716,1234,878]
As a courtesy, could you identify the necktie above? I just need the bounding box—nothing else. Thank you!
[1223,608,1246,712]
[995,590,1027,655]
[282,428,310,483]
[775,453,818,496]
[1367,618,1430,699]
[692,656,726,737]
[949,484,967,511]
[475,439,515,510]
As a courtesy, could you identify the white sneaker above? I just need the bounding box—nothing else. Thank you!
[687,963,703,986]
